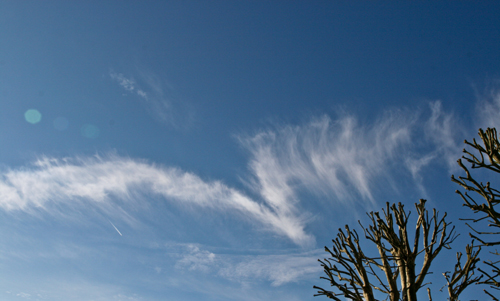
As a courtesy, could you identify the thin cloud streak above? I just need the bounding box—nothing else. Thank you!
[0,155,313,246]
[109,220,123,236]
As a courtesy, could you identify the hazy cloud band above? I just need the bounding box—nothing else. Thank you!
[0,155,313,246]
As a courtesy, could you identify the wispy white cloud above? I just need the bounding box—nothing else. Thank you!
[0,155,313,246]
[424,101,462,170]
[3,278,144,301]
[240,101,464,207]
[404,153,436,198]
[160,272,306,301]
[217,251,322,286]
[401,100,464,196]
[0,101,463,247]
[175,244,217,272]
[240,112,414,206]
[15,292,31,298]
[109,70,193,129]
[137,89,148,99]
[109,72,138,94]
[170,243,322,286]
[475,84,500,130]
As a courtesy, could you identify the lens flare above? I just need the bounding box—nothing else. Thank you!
[24,109,42,124]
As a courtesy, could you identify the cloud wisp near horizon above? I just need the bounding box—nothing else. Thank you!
[0,100,466,248]
[172,243,322,288]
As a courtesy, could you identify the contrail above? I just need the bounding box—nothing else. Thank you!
[109,220,123,236]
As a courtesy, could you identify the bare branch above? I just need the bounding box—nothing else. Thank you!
[443,243,483,301]
[315,200,466,301]
[452,127,500,295]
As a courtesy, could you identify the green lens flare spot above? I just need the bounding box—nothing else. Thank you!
[81,124,100,139]
[24,109,42,124]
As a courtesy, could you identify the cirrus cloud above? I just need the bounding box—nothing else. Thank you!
[0,155,313,246]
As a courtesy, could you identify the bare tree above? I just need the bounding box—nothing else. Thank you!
[452,127,500,298]
[314,128,500,300]
[314,200,482,300]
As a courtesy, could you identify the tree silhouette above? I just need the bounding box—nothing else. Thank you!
[452,127,500,299]
[313,128,500,300]
[314,200,481,300]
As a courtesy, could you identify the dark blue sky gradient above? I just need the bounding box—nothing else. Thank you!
[1,2,500,300]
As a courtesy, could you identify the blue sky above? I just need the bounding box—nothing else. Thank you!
[1,1,500,300]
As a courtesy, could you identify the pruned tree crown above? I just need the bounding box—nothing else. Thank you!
[316,128,500,300]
